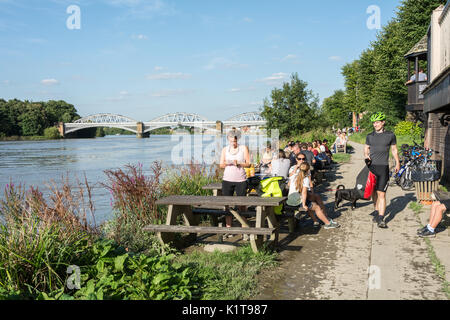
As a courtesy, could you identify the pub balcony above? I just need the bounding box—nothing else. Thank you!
[406,80,428,112]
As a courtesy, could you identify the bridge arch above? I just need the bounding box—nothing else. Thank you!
[74,113,137,124]
[65,113,139,135]
[143,112,216,133]
[226,112,265,122]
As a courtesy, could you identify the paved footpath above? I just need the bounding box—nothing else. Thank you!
[255,141,450,300]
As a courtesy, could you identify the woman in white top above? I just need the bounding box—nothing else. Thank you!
[220,128,250,231]
[288,160,339,229]
[269,149,291,179]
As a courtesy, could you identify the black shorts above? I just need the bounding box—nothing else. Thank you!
[222,180,247,196]
[442,199,450,211]
[369,164,390,192]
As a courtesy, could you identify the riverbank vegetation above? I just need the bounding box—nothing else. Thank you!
[0,163,277,300]
[0,99,80,138]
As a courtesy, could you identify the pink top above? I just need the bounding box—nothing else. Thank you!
[223,145,247,182]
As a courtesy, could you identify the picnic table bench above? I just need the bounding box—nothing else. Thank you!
[202,182,306,233]
[144,195,287,253]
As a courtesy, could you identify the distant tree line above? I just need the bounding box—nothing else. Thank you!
[0,99,80,137]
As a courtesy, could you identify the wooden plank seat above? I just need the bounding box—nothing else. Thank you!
[336,144,347,153]
[143,225,275,236]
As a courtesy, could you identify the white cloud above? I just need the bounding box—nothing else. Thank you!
[280,54,300,63]
[2,80,11,85]
[154,66,164,71]
[257,72,289,85]
[132,34,148,40]
[41,79,59,86]
[147,72,192,80]
[229,88,241,92]
[329,56,342,61]
[243,17,253,23]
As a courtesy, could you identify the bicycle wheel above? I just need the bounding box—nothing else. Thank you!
[400,174,415,191]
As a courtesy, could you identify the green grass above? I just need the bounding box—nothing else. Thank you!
[332,153,351,164]
[176,245,278,300]
[408,202,450,299]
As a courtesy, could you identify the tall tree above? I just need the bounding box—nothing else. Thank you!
[321,90,352,129]
[261,73,319,138]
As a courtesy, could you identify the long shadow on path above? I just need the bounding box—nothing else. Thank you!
[385,192,416,224]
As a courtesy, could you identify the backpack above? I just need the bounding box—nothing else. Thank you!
[355,165,377,200]
[258,177,286,215]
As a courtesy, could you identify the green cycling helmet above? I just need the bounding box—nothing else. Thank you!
[370,112,386,122]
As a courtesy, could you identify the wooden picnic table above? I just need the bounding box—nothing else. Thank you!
[144,195,286,253]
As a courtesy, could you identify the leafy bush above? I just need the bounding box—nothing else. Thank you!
[44,127,61,139]
[39,240,199,300]
[288,129,335,145]
[394,121,423,139]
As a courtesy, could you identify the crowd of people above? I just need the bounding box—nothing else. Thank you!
[253,138,340,230]
[219,116,449,238]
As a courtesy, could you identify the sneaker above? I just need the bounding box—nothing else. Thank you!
[324,220,340,229]
[313,221,321,228]
[417,226,428,234]
[372,212,379,223]
[377,217,387,229]
[418,229,436,238]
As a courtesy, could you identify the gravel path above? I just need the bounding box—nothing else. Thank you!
[254,141,447,300]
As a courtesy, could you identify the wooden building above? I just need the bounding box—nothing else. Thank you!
[421,2,450,184]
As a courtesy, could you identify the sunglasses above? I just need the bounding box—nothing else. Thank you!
[297,157,306,161]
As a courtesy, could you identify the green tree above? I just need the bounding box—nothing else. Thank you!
[336,0,446,126]
[261,73,319,138]
[321,90,352,129]
[18,103,48,136]
[44,100,80,125]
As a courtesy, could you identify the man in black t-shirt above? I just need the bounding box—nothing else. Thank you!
[364,112,400,229]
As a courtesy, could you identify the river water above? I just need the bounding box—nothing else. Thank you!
[0,134,267,224]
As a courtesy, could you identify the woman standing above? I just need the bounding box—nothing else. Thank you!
[220,128,251,232]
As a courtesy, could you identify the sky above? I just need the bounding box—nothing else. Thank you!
[0,0,402,122]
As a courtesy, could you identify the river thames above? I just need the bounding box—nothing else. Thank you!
[0,134,268,224]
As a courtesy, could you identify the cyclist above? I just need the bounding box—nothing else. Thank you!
[364,112,400,228]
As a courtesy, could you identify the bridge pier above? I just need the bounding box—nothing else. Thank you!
[136,122,149,138]
[58,122,65,138]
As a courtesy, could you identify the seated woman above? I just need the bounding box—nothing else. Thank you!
[220,128,251,235]
[417,199,450,238]
[332,133,348,153]
[260,142,274,174]
[269,149,291,179]
[312,141,320,156]
[287,157,340,229]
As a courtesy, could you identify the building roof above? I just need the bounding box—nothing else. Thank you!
[404,34,428,58]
